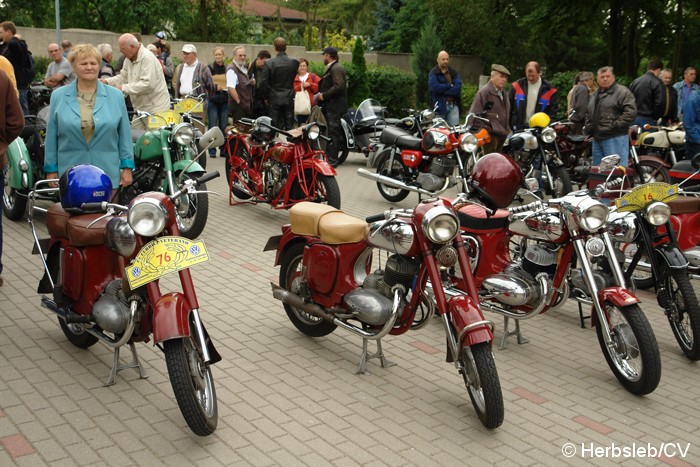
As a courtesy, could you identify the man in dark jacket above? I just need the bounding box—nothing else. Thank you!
[629,59,664,127]
[317,47,348,167]
[569,71,595,135]
[0,21,32,115]
[508,61,558,130]
[585,66,637,166]
[469,64,510,152]
[0,68,25,286]
[248,50,271,118]
[659,68,678,125]
[428,51,462,126]
[261,37,298,130]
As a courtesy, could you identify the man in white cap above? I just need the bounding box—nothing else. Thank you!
[102,33,170,115]
[173,44,214,99]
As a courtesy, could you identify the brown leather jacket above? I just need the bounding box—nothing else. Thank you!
[469,81,510,137]
[0,69,24,169]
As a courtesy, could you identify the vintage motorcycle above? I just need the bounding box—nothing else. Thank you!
[635,123,685,165]
[441,153,661,395]
[3,115,51,220]
[599,163,700,361]
[366,107,440,168]
[28,81,52,121]
[551,120,593,188]
[337,98,396,165]
[29,165,221,436]
[226,117,341,209]
[264,199,503,429]
[503,112,574,197]
[119,97,223,239]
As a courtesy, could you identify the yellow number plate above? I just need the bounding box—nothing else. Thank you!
[615,182,678,212]
[147,110,182,129]
[126,236,209,288]
[174,98,203,114]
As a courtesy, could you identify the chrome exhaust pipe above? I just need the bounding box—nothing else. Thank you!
[357,168,454,196]
[271,282,403,340]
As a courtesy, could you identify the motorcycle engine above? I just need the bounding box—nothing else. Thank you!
[93,279,135,334]
[264,161,288,199]
[119,163,162,204]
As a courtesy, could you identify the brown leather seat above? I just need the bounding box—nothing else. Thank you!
[290,202,368,244]
[667,196,700,215]
[47,203,70,238]
[66,214,111,247]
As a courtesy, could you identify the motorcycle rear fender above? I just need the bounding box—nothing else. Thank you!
[153,292,191,342]
[653,243,689,269]
[340,119,354,148]
[264,225,306,266]
[638,154,670,168]
[6,137,33,189]
[173,159,205,174]
[448,294,493,347]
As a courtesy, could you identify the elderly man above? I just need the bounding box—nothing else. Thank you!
[173,44,213,99]
[469,64,510,152]
[102,33,170,115]
[44,43,76,89]
[509,61,558,130]
[97,43,114,79]
[227,45,254,121]
[585,66,637,166]
[673,67,699,121]
[429,51,462,126]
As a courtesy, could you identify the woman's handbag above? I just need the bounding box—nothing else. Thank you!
[294,90,311,116]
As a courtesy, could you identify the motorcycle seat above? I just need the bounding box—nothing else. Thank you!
[667,196,700,215]
[290,202,368,244]
[66,214,111,247]
[131,129,146,143]
[380,126,422,150]
[47,203,70,238]
[457,204,510,232]
[567,134,586,143]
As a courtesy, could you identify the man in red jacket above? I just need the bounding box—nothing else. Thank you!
[508,61,559,130]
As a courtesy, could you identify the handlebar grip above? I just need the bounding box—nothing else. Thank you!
[593,177,623,196]
[508,201,542,214]
[365,213,386,223]
[196,171,220,186]
[80,202,107,212]
[240,118,255,125]
[681,184,700,193]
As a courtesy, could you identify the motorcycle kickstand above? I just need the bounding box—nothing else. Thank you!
[499,316,529,350]
[356,337,396,375]
[105,342,149,387]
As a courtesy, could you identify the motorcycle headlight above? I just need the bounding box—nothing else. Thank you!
[645,201,670,226]
[541,127,556,144]
[574,198,609,232]
[128,198,168,237]
[306,123,321,141]
[422,206,459,244]
[421,110,435,122]
[459,133,478,153]
[105,217,136,257]
[607,212,637,243]
[172,123,195,146]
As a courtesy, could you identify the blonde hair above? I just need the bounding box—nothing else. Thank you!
[213,46,225,55]
[67,43,101,66]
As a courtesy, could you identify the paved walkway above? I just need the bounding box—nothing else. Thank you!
[1,154,698,466]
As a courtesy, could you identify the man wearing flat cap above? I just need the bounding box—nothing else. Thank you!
[261,37,299,130]
[469,64,511,152]
[317,46,348,167]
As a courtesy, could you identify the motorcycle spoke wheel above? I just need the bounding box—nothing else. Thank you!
[2,164,29,221]
[662,267,700,360]
[279,243,336,337]
[595,302,661,395]
[637,161,670,184]
[290,171,341,209]
[460,343,504,429]
[550,166,574,197]
[174,173,209,239]
[58,318,99,348]
[227,146,254,201]
[376,155,410,202]
[164,336,218,436]
[621,242,653,290]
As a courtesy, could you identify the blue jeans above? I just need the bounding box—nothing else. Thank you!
[592,134,629,166]
[19,88,29,116]
[437,102,460,126]
[207,100,229,155]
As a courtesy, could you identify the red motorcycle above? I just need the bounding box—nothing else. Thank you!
[666,156,700,278]
[225,117,340,209]
[30,165,221,436]
[264,199,504,429]
[552,120,593,187]
[440,153,661,395]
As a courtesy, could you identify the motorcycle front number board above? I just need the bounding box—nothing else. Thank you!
[615,182,678,212]
[126,236,209,288]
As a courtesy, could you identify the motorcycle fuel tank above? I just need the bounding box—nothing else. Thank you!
[269,143,295,165]
[135,130,167,162]
[509,208,565,242]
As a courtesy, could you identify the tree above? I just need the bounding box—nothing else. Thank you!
[411,13,443,107]
[349,37,370,105]
[384,0,423,53]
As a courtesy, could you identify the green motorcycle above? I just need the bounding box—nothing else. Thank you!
[119,97,224,239]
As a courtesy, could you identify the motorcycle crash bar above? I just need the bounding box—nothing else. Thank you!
[357,168,456,197]
[271,282,403,340]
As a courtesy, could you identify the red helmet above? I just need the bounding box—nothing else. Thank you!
[469,153,524,209]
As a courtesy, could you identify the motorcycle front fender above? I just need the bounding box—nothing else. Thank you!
[448,294,493,347]
[173,159,205,174]
[303,156,336,176]
[596,286,640,308]
[340,119,354,148]
[7,137,33,189]
[153,292,191,343]
[653,243,689,269]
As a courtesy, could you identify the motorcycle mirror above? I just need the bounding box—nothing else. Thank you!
[599,155,621,172]
[198,127,225,152]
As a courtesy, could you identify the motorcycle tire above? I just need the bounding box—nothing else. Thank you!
[621,242,654,290]
[549,166,574,197]
[279,243,337,337]
[174,172,209,239]
[661,266,700,360]
[636,160,670,184]
[375,150,410,202]
[59,319,99,348]
[460,343,504,429]
[336,133,350,166]
[226,145,254,201]
[595,302,661,395]
[164,336,218,436]
[290,170,341,209]
[2,180,28,221]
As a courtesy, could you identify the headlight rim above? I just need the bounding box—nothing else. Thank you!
[575,199,610,232]
[127,198,169,237]
[172,122,195,146]
[645,201,671,226]
[459,133,478,153]
[306,123,321,141]
[541,127,557,144]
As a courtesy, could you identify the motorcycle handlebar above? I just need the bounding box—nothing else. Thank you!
[195,171,220,186]
[365,213,387,223]
[80,201,109,212]
[680,184,700,193]
[591,177,624,197]
[508,201,545,214]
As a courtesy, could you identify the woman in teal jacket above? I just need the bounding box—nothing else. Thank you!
[45,43,134,189]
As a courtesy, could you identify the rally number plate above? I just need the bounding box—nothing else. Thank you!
[615,182,678,212]
[126,236,209,288]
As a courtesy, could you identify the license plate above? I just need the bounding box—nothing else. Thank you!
[147,110,182,129]
[126,236,209,288]
[615,182,678,212]
[174,98,203,114]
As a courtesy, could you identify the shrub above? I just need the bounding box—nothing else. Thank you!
[33,55,52,79]
[460,82,479,114]
[349,37,370,107]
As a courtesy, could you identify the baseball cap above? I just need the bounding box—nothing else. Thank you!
[155,31,166,40]
[182,44,197,54]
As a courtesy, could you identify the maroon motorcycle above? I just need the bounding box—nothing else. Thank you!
[30,165,221,436]
[264,198,504,429]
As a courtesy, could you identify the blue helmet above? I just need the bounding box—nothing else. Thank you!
[59,164,113,212]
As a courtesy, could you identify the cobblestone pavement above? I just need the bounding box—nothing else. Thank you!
[1,153,699,466]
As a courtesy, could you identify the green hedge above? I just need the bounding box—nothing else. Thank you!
[33,55,52,79]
